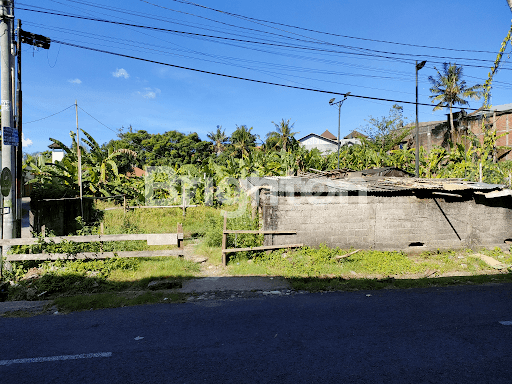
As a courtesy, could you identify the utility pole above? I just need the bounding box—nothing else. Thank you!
[1,0,15,247]
[329,92,350,169]
[16,18,21,236]
[415,60,427,178]
[16,25,50,235]
[75,100,83,218]
[17,30,51,227]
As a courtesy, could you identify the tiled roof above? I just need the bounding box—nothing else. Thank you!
[320,130,337,140]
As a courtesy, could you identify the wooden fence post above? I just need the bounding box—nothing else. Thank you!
[123,195,127,213]
[182,193,186,217]
[222,211,227,266]
[177,223,183,256]
[41,224,46,255]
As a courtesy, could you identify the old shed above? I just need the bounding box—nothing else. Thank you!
[244,169,512,252]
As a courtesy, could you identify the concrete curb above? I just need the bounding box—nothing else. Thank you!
[0,300,52,315]
[179,276,290,293]
[0,277,291,315]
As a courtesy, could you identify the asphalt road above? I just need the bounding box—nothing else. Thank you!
[1,284,512,383]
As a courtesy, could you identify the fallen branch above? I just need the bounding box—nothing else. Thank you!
[423,269,437,278]
[334,249,361,260]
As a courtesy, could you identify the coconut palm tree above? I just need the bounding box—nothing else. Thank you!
[230,125,257,158]
[265,119,298,152]
[428,63,483,143]
[207,125,229,156]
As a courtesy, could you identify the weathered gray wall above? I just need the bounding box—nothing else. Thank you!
[261,192,512,251]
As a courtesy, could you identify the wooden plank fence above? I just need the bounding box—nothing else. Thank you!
[1,224,184,261]
[97,194,196,216]
[221,212,302,266]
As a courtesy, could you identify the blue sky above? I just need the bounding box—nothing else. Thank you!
[15,0,512,153]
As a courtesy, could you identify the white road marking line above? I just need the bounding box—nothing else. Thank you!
[499,321,512,325]
[0,352,112,366]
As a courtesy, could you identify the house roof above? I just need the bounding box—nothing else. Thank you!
[492,103,512,112]
[126,167,146,178]
[297,132,337,144]
[344,130,367,139]
[320,130,337,140]
[473,103,512,117]
[403,120,445,129]
[48,142,62,150]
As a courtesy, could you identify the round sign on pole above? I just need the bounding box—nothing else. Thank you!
[1,167,12,197]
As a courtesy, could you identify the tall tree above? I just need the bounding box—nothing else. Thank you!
[265,119,298,152]
[230,125,257,158]
[428,63,483,143]
[207,125,229,155]
[108,128,212,167]
[360,104,411,152]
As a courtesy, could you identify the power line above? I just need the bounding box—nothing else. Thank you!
[21,12,512,99]
[45,0,326,47]
[77,106,117,134]
[24,104,74,124]
[17,7,511,70]
[33,1,512,74]
[164,0,508,55]
[26,25,418,85]
[29,22,456,98]
[28,0,505,56]
[52,39,491,112]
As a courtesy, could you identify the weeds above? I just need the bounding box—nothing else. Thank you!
[228,245,512,279]
[53,291,189,312]
[2,202,512,310]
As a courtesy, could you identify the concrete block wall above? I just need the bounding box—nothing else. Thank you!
[261,192,512,251]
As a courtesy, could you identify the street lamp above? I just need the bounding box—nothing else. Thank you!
[415,61,426,178]
[329,92,351,169]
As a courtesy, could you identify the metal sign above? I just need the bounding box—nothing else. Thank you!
[3,127,19,146]
[1,167,11,197]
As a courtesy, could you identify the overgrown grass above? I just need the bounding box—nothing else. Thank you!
[3,203,218,298]
[3,201,512,310]
[288,273,512,292]
[53,291,189,313]
[97,201,221,238]
[227,246,511,278]
[6,256,200,301]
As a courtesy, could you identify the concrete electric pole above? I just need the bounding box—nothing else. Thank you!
[1,0,16,245]
[329,93,350,170]
[16,18,21,236]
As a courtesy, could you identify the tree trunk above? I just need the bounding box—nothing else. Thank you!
[449,105,456,144]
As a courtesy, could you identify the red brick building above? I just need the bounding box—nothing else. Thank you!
[402,103,512,160]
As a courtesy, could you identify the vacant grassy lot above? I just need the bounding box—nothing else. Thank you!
[2,202,511,312]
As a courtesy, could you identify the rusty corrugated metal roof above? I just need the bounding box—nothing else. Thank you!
[245,173,504,194]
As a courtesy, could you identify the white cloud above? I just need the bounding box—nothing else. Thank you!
[22,133,33,147]
[138,87,161,99]
[112,68,129,79]
[68,78,82,85]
